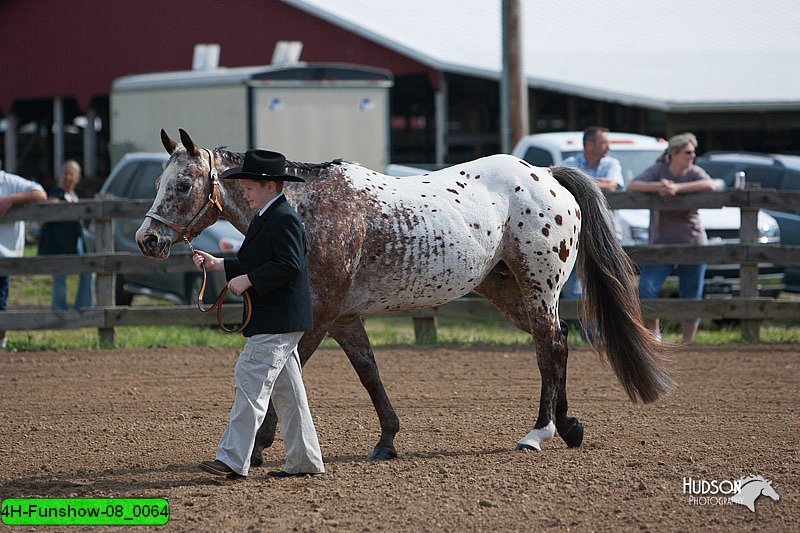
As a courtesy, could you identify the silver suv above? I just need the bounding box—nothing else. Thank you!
[696,151,800,293]
[93,152,244,305]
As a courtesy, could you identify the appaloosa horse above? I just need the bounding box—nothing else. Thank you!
[136,129,674,464]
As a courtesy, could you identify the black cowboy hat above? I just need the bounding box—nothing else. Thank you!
[220,149,305,182]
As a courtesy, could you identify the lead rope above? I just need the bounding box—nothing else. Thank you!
[184,232,252,333]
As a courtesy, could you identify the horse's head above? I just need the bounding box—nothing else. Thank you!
[731,475,781,512]
[761,480,780,501]
[135,129,227,260]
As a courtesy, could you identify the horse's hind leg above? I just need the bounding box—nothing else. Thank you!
[475,269,582,450]
[518,317,583,450]
[328,314,399,460]
[553,320,584,448]
[250,326,329,468]
[516,316,564,451]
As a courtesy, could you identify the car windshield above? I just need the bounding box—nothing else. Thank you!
[562,150,664,186]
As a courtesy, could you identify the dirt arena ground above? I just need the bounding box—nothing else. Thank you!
[2,342,798,531]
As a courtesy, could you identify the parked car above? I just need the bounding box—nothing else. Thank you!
[510,132,784,297]
[91,152,244,305]
[696,151,800,293]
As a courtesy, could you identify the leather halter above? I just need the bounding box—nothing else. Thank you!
[145,148,223,241]
[144,148,251,333]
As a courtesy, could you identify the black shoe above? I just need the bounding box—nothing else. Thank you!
[225,471,247,482]
[266,470,322,478]
[199,459,234,476]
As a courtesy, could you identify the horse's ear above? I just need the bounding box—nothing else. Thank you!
[161,129,178,154]
[178,128,202,158]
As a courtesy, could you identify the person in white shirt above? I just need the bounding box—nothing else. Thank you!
[0,166,46,348]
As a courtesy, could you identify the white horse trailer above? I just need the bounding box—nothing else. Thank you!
[110,63,393,170]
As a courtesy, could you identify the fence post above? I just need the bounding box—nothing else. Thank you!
[739,190,760,342]
[413,316,438,344]
[94,217,116,347]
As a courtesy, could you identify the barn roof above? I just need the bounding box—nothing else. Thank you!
[284,0,800,111]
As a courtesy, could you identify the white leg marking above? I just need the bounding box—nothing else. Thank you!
[517,421,556,451]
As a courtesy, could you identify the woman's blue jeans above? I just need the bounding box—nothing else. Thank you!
[51,273,94,310]
[638,264,706,324]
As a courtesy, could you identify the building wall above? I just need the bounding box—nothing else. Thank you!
[0,0,435,188]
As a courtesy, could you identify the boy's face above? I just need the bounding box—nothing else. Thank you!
[241,179,278,211]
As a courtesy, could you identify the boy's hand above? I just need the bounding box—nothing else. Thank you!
[228,275,252,296]
[192,250,221,271]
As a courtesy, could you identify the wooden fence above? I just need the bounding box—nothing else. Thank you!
[1,190,799,346]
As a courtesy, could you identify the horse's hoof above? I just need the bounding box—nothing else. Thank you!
[559,418,584,448]
[515,443,541,452]
[250,450,264,468]
[367,446,398,461]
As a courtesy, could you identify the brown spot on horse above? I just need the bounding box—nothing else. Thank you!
[558,240,570,263]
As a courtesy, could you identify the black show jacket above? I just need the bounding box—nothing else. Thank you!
[224,194,313,336]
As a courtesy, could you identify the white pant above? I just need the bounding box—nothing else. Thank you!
[215,332,325,476]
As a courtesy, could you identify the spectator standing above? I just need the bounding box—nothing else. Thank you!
[562,126,625,195]
[561,127,624,339]
[627,132,715,343]
[0,165,47,348]
[38,160,93,310]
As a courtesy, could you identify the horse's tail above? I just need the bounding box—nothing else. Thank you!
[551,166,675,403]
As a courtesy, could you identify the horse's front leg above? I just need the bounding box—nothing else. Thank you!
[250,402,278,468]
[250,326,329,468]
[516,318,573,451]
[329,314,399,460]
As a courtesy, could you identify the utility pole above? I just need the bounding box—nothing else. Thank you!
[500,0,529,153]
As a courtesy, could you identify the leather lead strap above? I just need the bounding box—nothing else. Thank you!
[194,269,253,334]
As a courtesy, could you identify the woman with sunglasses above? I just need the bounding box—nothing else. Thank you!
[627,132,715,343]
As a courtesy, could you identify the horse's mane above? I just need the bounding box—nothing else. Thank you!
[216,147,244,166]
[213,147,344,180]
[739,475,767,485]
[287,159,345,179]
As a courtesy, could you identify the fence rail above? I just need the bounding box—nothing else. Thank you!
[1,191,799,345]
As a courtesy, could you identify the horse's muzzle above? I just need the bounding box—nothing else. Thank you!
[135,224,171,260]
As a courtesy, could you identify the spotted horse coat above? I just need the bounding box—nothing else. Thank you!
[137,129,674,463]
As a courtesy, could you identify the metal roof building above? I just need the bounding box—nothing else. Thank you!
[1,0,798,187]
[287,0,800,112]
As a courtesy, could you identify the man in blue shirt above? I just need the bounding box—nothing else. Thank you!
[562,126,624,193]
[561,127,624,338]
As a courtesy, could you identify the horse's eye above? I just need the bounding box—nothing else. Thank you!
[176,181,192,194]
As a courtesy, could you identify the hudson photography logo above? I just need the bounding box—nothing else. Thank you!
[682,475,780,512]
